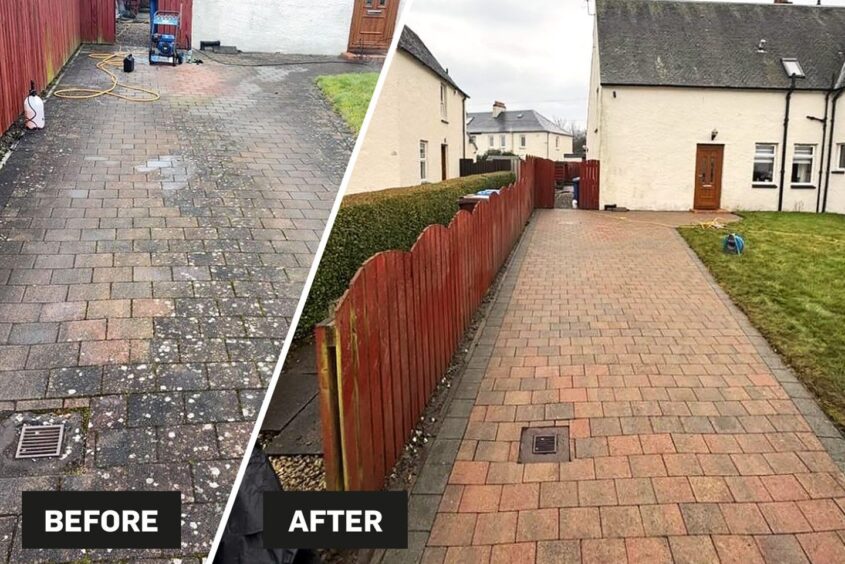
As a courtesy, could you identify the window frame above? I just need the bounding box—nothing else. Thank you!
[836,143,845,171]
[439,83,448,121]
[488,135,494,147]
[500,135,506,148]
[752,142,777,187]
[419,140,428,182]
[791,144,816,188]
[520,134,527,148]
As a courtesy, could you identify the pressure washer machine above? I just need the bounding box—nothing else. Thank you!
[149,0,181,66]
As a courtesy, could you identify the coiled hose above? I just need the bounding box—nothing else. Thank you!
[54,52,160,102]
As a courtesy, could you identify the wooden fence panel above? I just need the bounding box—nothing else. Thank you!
[580,159,601,210]
[0,0,83,135]
[459,158,513,177]
[319,157,550,490]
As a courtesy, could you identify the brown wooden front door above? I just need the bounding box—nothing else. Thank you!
[441,144,448,180]
[347,0,400,55]
[694,144,724,210]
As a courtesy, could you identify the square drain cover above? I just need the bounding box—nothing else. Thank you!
[15,424,64,459]
[519,426,570,463]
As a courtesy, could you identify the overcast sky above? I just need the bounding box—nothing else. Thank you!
[404,0,845,129]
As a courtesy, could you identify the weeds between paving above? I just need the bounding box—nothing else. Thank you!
[680,212,845,430]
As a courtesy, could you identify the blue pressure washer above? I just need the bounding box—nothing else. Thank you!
[723,233,745,255]
[149,0,181,66]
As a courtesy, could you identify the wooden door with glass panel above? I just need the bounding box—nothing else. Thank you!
[348,0,400,55]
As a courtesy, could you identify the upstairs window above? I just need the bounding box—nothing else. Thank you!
[488,135,494,147]
[791,144,815,186]
[753,143,776,185]
[837,143,845,170]
[520,135,527,148]
[440,83,448,120]
[500,135,506,148]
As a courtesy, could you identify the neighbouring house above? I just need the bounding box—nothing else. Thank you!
[467,102,574,161]
[346,26,470,194]
[587,0,845,213]
[192,0,403,56]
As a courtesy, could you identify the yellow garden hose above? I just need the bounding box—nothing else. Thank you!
[54,53,160,102]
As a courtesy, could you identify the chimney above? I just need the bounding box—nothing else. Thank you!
[493,101,506,118]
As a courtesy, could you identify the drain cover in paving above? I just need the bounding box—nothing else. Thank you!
[16,424,64,458]
[519,426,570,463]
[0,411,85,477]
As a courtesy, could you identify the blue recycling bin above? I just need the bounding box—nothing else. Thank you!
[573,177,581,202]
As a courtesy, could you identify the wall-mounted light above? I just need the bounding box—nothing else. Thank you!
[711,129,719,141]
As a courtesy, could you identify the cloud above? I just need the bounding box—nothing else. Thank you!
[403,0,845,127]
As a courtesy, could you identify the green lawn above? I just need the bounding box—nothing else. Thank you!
[679,212,845,429]
[316,72,379,134]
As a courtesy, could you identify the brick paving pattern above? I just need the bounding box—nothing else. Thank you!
[408,211,845,564]
[0,46,373,561]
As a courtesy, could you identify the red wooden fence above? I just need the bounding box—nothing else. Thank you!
[555,161,581,183]
[535,158,555,209]
[0,0,81,134]
[80,0,116,44]
[317,157,549,491]
[580,159,601,210]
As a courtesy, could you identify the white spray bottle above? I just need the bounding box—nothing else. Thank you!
[24,81,45,130]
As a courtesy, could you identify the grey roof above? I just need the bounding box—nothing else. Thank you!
[467,110,571,136]
[596,0,845,90]
[398,26,468,97]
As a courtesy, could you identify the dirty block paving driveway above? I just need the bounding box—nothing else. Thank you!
[0,47,374,562]
[410,211,845,564]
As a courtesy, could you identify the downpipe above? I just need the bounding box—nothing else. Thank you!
[822,88,845,212]
[777,77,796,212]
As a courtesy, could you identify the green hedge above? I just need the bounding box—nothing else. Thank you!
[298,172,516,336]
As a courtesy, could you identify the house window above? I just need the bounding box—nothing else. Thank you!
[500,135,506,148]
[791,144,815,185]
[419,141,428,182]
[752,143,776,184]
[837,143,845,170]
[488,136,494,147]
[520,135,526,148]
[556,136,560,148]
[440,83,448,120]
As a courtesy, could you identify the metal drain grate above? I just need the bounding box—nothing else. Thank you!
[519,426,570,463]
[533,435,557,455]
[15,424,64,459]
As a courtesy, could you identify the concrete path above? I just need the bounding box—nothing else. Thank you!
[0,46,374,562]
[405,210,845,564]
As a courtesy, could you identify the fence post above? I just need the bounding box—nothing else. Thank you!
[316,321,344,491]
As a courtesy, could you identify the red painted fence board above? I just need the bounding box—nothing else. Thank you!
[0,0,82,134]
[80,0,115,44]
[318,157,549,491]
[580,159,601,210]
[555,161,581,183]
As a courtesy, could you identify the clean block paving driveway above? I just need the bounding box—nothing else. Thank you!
[410,210,845,564]
[0,46,373,562]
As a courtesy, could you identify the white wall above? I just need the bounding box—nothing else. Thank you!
[470,131,573,160]
[347,50,466,194]
[191,0,353,55]
[593,86,832,212]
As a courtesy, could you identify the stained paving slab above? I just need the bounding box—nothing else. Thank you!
[0,44,377,562]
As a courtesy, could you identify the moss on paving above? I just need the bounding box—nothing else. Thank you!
[679,212,845,429]
[316,72,379,134]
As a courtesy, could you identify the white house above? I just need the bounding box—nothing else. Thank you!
[587,0,845,213]
[467,102,574,161]
[191,0,403,56]
[346,27,470,194]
